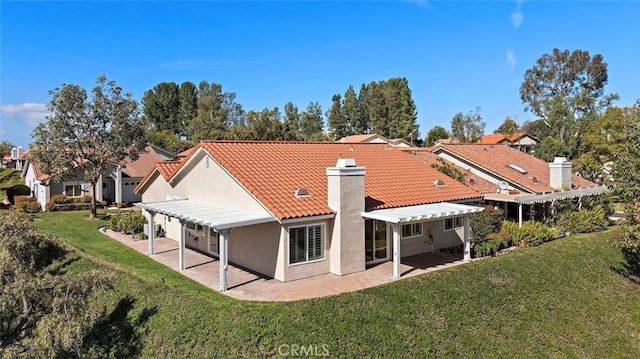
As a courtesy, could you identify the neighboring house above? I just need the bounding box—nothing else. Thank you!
[23,145,175,210]
[339,133,412,147]
[4,147,28,170]
[476,132,539,153]
[419,144,606,225]
[135,141,484,291]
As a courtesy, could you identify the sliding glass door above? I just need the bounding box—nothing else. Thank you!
[365,219,389,264]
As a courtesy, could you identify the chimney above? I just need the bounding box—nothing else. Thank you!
[326,158,366,276]
[549,157,572,189]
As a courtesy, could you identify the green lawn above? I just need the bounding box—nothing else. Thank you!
[34,211,640,358]
[0,168,23,201]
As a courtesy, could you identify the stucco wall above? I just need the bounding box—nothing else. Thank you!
[400,222,432,257]
[430,218,465,250]
[281,218,333,282]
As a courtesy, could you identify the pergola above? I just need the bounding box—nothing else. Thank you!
[136,199,277,291]
[515,186,608,227]
[362,202,484,278]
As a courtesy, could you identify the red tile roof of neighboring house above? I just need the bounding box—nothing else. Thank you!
[476,132,535,145]
[142,141,482,220]
[121,145,173,178]
[410,151,497,194]
[433,144,596,194]
[339,134,381,143]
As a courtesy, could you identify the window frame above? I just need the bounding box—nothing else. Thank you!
[288,223,326,266]
[401,222,423,239]
[444,217,464,231]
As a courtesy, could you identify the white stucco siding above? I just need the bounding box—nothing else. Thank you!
[430,219,465,250]
[121,177,142,203]
[400,222,432,257]
[228,222,282,279]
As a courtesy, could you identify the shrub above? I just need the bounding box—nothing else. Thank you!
[557,205,609,234]
[14,196,40,213]
[6,184,31,205]
[79,195,92,203]
[471,207,504,243]
[110,212,146,234]
[45,194,103,212]
[473,238,510,258]
[502,221,555,247]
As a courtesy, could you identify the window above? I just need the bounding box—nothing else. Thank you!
[64,184,82,197]
[289,224,324,265]
[401,222,423,238]
[444,217,463,231]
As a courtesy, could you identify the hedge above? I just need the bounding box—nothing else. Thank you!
[556,206,609,234]
[14,196,40,213]
[110,212,146,234]
[6,184,30,205]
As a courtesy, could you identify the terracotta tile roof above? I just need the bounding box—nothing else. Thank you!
[339,134,382,143]
[433,144,597,194]
[156,161,182,180]
[122,145,175,178]
[410,151,497,194]
[476,132,534,144]
[178,147,196,157]
[151,141,482,220]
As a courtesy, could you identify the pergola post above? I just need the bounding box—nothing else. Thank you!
[178,220,186,270]
[518,203,523,228]
[392,224,401,279]
[463,216,471,261]
[148,211,155,255]
[219,229,229,291]
[115,166,123,204]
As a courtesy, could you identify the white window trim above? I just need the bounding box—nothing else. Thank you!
[401,222,423,239]
[287,222,326,266]
[444,217,464,232]
[62,181,85,197]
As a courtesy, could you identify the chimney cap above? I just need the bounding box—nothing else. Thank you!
[553,157,568,163]
[336,158,357,168]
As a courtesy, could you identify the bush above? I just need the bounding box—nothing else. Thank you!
[6,184,31,205]
[473,237,511,258]
[45,194,103,212]
[502,221,555,247]
[110,212,146,234]
[471,207,504,243]
[14,196,40,213]
[557,205,609,234]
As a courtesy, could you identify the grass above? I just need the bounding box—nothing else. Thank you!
[34,210,640,358]
[0,168,23,201]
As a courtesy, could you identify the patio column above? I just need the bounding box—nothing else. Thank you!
[392,223,401,279]
[219,229,229,292]
[115,166,123,204]
[96,174,103,202]
[463,216,471,261]
[518,203,523,228]
[179,220,186,270]
[147,211,155,255]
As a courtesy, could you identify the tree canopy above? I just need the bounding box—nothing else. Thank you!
[450,107,485,143]
[425,126,449,147]
[494,116,520,135]
[31,74,147,219]
[0,140,13,157]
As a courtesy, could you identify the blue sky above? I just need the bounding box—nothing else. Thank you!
[1,1,639,147]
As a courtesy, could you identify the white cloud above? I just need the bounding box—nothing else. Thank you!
[0,103,49,126]
[511,0,524,29]
[506,49,517,72]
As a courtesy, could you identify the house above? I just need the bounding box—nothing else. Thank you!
[339,133,412,147]
[418,144,606,225]
[3,146,28,170]
[23,145,176,210]
[135,141,484,291]
[476,132,539,153]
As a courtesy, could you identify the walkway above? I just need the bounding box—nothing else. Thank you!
[102,228,471,302]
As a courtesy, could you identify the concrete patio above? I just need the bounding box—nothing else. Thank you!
[102,228,471,302]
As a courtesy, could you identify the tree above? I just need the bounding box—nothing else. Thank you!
[0,211,114,356]
[342,85,360,135]
[450,107,485,143]
[145,129,194,154]
[610,100,640,278]
[282,102,301,141]
[299,102,324,141]
[245,107,283,140]
[327,94,347,140]
[494,116,520,134]
[142,82,180,134]
[187,81,244,141]
[31,74,146,219]
[425,126,449,147]
[355,83,372,134]
[177,81,198,136]
[520,48,618,159]
[0,140,13,157]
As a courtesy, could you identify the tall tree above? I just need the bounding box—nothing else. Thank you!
[299,102,324,141]
[187,81,243,141]
[282,102,301,141]
[494,116,520,134]
[31,75,146,219]
[368,81,389,136]
[245,107,283,140]
[425,126,449,147]
[327,94,348,140]
[343,85,359,135]
[142,82,180,133]
[520,48,618,158]
[177,81,198,136]
[356,83,372,134]
[450,107,486,143]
